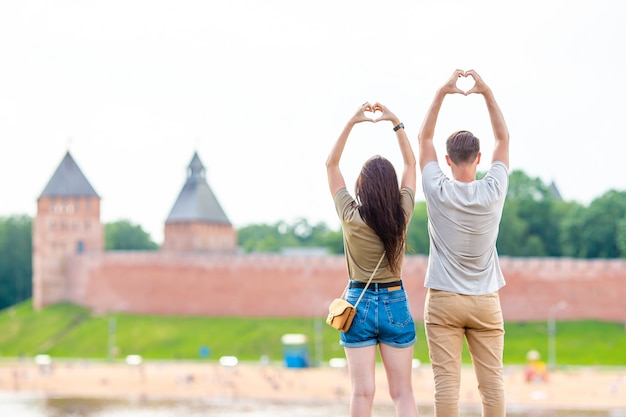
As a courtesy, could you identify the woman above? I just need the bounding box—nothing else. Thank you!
[326,102,419,417]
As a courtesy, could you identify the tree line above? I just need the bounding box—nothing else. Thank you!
[2,169,626,310]
[239,169,626,258]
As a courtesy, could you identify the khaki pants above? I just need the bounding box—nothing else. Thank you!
[424,289,505,417]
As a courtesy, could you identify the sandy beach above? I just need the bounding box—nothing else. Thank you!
[0,360,624,412]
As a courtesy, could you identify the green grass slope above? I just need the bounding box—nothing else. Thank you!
[1,301,624,366]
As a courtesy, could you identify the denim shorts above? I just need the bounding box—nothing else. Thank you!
[340,281,416,348]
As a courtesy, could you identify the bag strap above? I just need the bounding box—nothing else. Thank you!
[341,252,386,309]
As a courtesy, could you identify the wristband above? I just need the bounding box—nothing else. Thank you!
[393,122,404,132]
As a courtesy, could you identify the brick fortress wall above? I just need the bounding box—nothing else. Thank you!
[37,151,625,323]
[66,252,626,323]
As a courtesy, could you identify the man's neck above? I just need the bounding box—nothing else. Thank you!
[452,167,476,183]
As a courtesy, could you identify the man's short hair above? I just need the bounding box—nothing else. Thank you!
[446,131,480,165]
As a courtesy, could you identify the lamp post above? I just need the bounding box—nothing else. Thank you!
[547,300,567,370]
[108,316,116,362]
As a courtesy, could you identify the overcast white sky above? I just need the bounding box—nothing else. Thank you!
[1,1,624,243]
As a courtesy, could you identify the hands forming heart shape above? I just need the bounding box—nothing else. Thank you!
[449,69,485,95]
[455,73,476,95]
[358,102,388,123]
[363,109,382,121]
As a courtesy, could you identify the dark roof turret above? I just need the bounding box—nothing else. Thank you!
[166,151,231,225]
[39,151,99,198]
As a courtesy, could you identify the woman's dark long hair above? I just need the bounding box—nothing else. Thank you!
[355,155,406,275]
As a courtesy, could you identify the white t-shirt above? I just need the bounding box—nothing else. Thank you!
[421,161,509,295]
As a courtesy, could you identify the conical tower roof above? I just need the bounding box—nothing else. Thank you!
[548,181,563,201]
[166,152,231,225]
[39,151,99,198]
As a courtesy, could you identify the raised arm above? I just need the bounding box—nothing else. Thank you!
[373,102,416,191]
[418,69,466,171]
[326,102,375,196]
[466,70,510,168]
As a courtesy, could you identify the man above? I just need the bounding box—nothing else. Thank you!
[418,69,510,417]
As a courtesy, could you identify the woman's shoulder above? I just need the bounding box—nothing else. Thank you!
[333,187,354,208]
[401,187,415,200]
[334,188,361,222]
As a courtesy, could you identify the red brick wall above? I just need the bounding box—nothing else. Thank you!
[498,257,626,322]
[66,253,626,323]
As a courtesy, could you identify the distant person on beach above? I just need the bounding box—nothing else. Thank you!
[326,102,419,417]
[418,70,510,417]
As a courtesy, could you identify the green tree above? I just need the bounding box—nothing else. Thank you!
[406,202,429,254]
[617,217,626,257]
[238,222,291,253]
[577,190,626,258]
[501,170,563,256]
[238,219,344,254]
[104,220,158,250]
[0,215,32,310]
[308,222,344,254]
[558,201,586,257]
[496,199,529,256]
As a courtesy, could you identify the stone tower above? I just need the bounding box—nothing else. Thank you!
[161,151,237,253]
[32,151,103,310]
